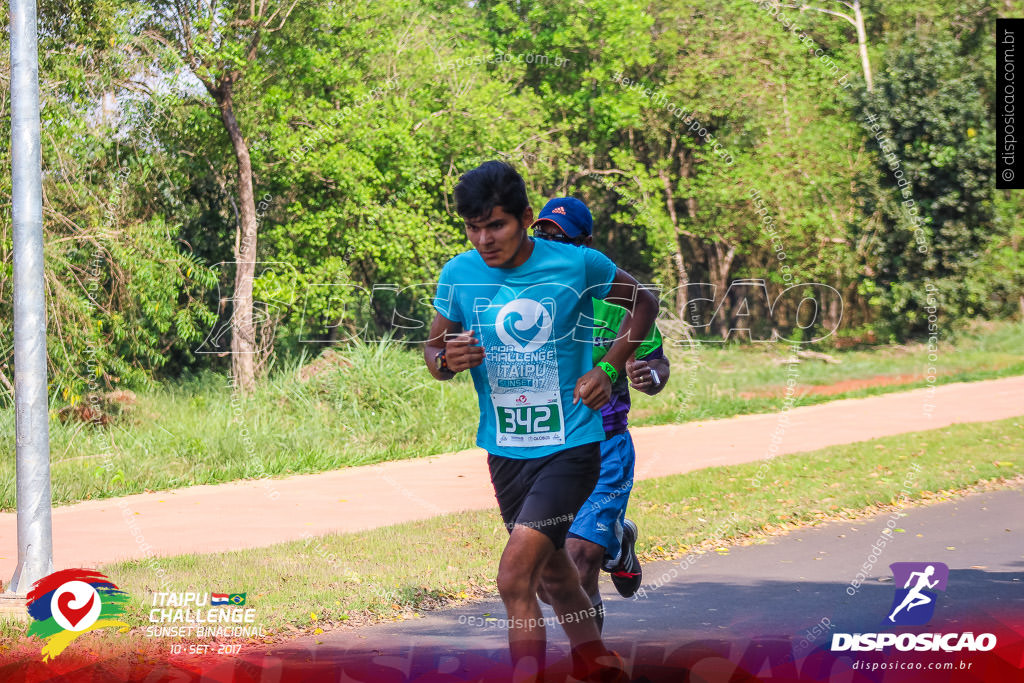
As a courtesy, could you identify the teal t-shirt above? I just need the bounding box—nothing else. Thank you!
[433,239,617,459]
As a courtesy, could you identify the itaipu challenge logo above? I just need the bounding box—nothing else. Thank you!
[26,568,131,661]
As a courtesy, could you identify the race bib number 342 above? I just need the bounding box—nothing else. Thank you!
[481,297,566,448]
[492,395,565,446]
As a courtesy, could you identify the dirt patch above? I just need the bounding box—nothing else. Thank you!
[296,349,353,382]
[56,390,137,425]
[832,330,879,349]
[739,373,927,399]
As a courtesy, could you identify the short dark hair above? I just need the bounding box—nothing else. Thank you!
[453,161,529,221]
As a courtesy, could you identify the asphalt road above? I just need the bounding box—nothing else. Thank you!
[5,487,1021,682]
[235,486,1024,682]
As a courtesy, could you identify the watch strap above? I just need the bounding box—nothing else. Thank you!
[435,349,450,373]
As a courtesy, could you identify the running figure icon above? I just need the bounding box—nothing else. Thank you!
[888,564,939,622]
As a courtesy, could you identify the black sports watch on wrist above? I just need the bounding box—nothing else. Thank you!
[434,348,451,373]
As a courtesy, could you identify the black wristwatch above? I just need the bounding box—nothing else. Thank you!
[434,348,451,373]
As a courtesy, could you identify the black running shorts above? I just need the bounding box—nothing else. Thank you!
[487,441,602,549]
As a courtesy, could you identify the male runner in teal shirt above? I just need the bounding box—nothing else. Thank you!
[425,162,658,682]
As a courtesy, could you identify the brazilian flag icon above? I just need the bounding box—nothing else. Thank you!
[229,593,247,606]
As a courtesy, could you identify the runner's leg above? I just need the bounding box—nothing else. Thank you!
[493,443,609,676]
[889,594,917,621]
[539,545,603,645]
[565,537,606,630]
[497,525,555,676]
[906,594,931,611]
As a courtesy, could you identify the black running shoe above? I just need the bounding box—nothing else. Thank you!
[609,519,641,598]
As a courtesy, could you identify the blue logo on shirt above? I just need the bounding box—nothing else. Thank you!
[495,299,552,353]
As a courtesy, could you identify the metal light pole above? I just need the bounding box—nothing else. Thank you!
[7,0,54,595]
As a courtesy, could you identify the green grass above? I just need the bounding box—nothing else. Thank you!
[1,320,1021,510]
[0,417,1020,654]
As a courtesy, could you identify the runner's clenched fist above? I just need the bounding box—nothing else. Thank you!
[445,329,485,372]
[574,366,612,410]
[626,359,654,390]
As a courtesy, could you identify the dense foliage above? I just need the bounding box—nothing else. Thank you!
[0,0,1018,400]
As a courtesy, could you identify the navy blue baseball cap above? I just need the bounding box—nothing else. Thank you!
[533,197,593,238]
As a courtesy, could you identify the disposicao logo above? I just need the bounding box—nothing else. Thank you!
[886,561,948,625]
[831,561,996,653]
[26,568,131,661]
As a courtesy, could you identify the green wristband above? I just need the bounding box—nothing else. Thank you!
[597,361,619,384]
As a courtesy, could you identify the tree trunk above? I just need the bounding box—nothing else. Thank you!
[218,87,259,393]
[706,242,736,339]
[853,0,874,91]
[664,143,710,324]
[657,161,690,319]
[677,147,709,327]
[824,269,844,335]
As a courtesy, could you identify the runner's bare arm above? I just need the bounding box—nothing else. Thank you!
[425,313,485,381]
[599,269,659,378]
[574,269,659,409]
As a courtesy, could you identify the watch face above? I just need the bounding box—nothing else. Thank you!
[435,351,444,370]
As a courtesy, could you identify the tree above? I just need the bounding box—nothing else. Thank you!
[0,0,219,403]
[592,0,866,339]
[141,0,300,392]
[774,0,875,90]
[852,30,998,336]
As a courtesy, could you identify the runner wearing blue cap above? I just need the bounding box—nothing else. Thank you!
[532,197,670,632]
[425,162,658,681]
